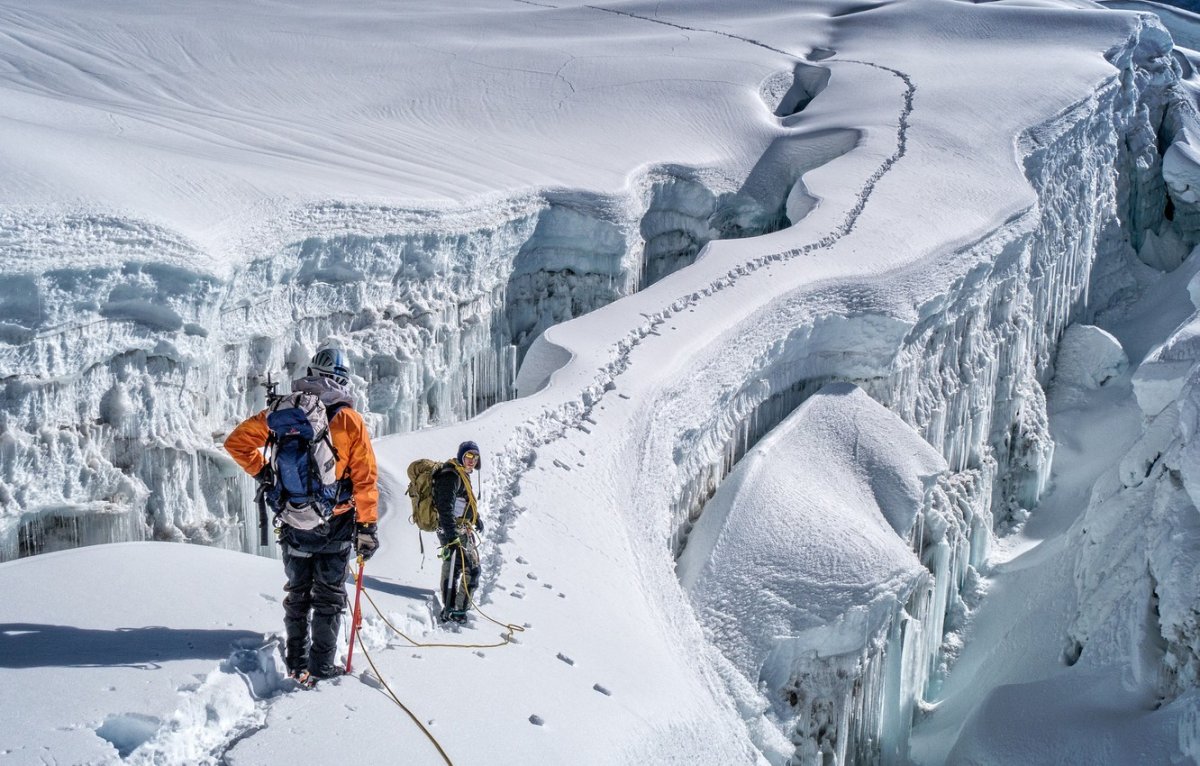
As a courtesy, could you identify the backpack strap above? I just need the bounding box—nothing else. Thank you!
[324,402,354,503]
[321,402,348,459]
[450,460,479,527]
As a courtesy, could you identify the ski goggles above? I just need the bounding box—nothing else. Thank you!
[462,451,480,462]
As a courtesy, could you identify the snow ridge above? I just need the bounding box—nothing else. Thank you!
[478,54,914,588]
[623,15,1197,763]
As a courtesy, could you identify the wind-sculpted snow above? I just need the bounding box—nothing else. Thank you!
[678,384,982,765]
[762,62,833,119]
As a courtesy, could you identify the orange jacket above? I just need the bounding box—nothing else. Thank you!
[224,406,379,525]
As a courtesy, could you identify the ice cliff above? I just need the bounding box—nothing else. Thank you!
[0,169,778,561]
[1067,252,1200,706]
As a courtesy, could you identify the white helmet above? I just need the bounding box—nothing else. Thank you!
[308,347,350,387]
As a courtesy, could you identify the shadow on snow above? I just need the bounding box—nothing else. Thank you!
[0,623,264,669]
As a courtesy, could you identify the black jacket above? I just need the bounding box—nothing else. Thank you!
[432,461,477,540]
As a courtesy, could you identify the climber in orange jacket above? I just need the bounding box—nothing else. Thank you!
[225,376,379,528]
[225,346,379,683]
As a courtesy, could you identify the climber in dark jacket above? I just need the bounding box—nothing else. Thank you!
[434,440,483,624]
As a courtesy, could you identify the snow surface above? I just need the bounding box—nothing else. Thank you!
[677,383,939,763]
[0,0,802,256]
[6,0,1200,764]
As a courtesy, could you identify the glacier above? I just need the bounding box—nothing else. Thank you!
[0,0,834,561]
[649,15,1200,757]
[5,0,1200,764]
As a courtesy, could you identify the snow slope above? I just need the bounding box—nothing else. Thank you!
[5,0,1200,763]
[0,543,281,764]
[0,0,811,248]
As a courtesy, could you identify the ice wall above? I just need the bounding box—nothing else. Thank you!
[662,18,1200,764]
[1059,21,1200,712]
[0,158,805,560]
[0,202,533,558]
[639,173,779,286]
[1068,263,1200,705]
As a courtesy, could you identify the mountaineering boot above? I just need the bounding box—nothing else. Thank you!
[285,652,308,676]
[282,617,309,676]
[292,666,345,689]
[309,608,342,676]
[309,663,347,680]
[438,607,468,624]
[290,657,346,689]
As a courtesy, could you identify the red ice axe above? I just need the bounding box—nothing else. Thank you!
[346,555,365,674]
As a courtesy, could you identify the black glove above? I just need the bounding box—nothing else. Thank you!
[254,464,275,487]
[355,523,379,561]
[475,517,484,535]
[437,528,458,546]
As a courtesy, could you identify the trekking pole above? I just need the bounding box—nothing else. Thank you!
[445,545,460,616]
[254,482,268,547]
[255,371,279,550]
[346,555,366,674]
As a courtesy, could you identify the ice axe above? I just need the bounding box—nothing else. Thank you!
[346,555,366,674]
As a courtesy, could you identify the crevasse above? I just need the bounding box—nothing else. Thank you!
[671,21,1198,764]
[0,164,781,561]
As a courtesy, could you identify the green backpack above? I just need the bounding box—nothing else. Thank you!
[406,459,444,532]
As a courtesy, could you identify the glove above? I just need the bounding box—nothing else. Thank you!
[437,528,458,546]
[474,517,484,535]
[437,531,460,560]
[254,464,275,487]
[355,523,379,561]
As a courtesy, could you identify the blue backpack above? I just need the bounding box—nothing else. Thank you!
[264,392,350,530]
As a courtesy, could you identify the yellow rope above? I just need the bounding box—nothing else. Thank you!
[361,586,522,649]
[455,554,527,640]
[343,550,524,766]
[356,636,455,766]
[356,559,525,650]
[450,462,479,528]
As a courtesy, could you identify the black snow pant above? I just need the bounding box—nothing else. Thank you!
[281,543,351,676]
[439,529,481,615]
